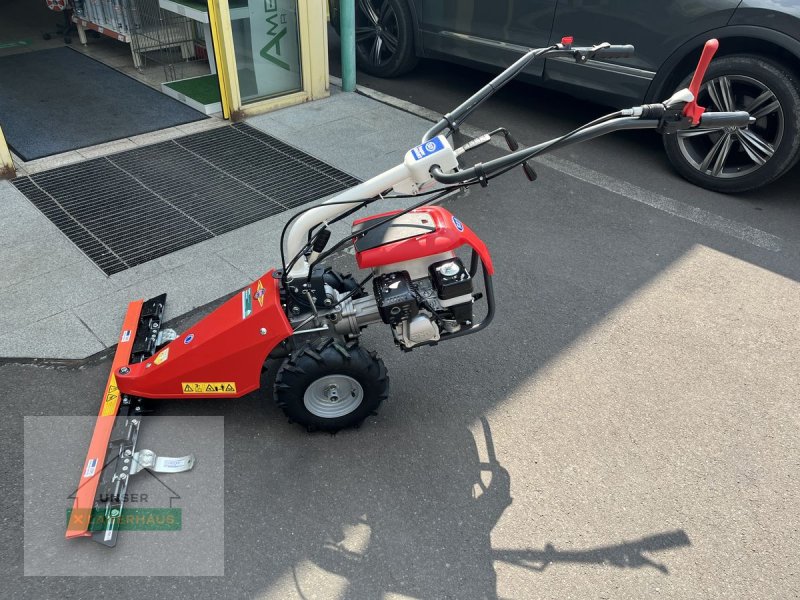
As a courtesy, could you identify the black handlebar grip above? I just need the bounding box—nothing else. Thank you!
[594,44,635,59]
[698,111,752,128]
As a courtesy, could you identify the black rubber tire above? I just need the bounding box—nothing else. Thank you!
[273,338,389,432]
[663,55,800,193]
[335,0,418,78]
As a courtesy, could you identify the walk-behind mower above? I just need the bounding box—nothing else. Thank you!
[67,38,751,545]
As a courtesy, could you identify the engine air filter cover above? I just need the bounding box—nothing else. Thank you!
[429,257,472,300]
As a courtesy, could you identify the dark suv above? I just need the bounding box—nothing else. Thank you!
[332,0,800,193]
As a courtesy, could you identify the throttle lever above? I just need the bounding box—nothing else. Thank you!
[521,162,538,181]
[683,39,719,125]
[502,130,537,181]
[453,127,538,182]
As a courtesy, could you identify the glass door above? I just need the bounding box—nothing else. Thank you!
[230,0,303,104]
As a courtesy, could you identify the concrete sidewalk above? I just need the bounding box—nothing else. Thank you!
[0,86,427,359]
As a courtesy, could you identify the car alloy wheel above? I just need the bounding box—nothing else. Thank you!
[663,55,800,193]
[355,0,401,69]
[676,74,784,178]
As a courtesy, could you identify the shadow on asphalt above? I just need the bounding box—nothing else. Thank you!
[495,530,692,575]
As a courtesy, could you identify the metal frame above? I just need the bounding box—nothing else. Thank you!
[0,124,15,179]
[414,254,495,348]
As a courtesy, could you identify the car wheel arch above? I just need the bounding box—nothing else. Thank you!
[646,25,800,103]
[404,0,423,56]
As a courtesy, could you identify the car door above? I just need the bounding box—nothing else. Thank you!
[419,1,559,76]
[545,0,742,105]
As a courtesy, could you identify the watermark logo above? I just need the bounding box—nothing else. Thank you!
[67,507,182,532]
[67,452,187,534]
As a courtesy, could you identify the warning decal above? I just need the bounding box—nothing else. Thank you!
[154,347,169,365]
[181,382,237,395]
[100,375,120,416]
[83,457,98,478]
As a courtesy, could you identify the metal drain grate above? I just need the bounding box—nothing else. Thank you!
[12,124,361,275]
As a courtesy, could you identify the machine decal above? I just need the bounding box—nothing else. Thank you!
[411,137,444,161]
[241,288,252,319]
[121,330,131,343]
[452,216,464,232]
[182,382,237,395]
[83,458,98,478]
[100,376,120,416]
[154,348,169,365]
[255,280,266,307]
[183,334,194,345]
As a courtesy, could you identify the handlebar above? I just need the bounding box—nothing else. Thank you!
[592,44,635,59]
[425,37,751,187]
[430,117,659,185]
[699,111,753,128]
[430,109,753,185]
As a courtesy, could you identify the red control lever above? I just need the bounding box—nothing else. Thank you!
[683,39,719,125]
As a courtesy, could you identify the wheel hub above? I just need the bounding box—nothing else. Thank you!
[324,384,341,403]
[304,375,364,418]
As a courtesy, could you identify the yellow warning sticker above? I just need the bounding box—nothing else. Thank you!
[154,347,169,365]
[181,382,237,395]
[101,375,120,416]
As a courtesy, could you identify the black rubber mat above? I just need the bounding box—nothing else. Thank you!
[0,47,206,161]
[12,124,361,275]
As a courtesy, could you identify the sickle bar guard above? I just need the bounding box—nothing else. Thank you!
[67,273,293,546]
[66,295,195,546]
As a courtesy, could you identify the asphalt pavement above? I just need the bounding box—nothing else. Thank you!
[3,40,800,599]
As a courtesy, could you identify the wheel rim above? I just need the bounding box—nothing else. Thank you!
[303,374,364,419]
[355,0,400,68]
[676,74,784,179]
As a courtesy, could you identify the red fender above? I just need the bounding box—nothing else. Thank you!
[116,271,292,399]
[353,206,494,274]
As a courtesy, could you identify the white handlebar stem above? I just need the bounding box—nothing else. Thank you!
[284,163,411,278]
[284,136,458,279]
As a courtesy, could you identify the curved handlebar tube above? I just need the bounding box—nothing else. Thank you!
[430,117,659,184]
[421,43,636,143]
[593,44,635,59]
[422,46,554,143]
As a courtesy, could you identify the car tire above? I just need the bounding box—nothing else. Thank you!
[339,0,417,78]
[662,55,800,193]
[273,338,389,432]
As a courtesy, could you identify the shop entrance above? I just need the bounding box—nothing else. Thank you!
[0,0,329,174]
[0,1,215,164]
